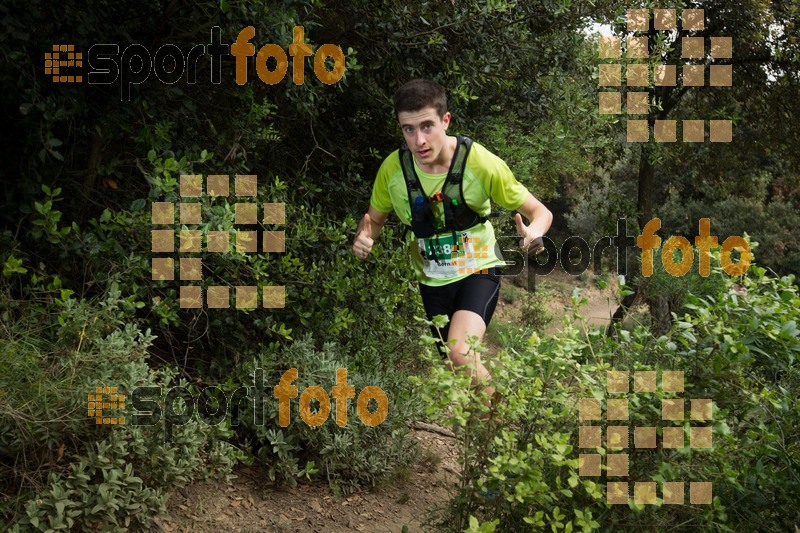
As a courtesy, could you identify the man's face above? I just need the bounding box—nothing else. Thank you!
[397,107,451,166]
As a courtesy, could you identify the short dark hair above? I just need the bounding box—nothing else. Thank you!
[393,79,448,118]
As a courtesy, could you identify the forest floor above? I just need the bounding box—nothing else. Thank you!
[158,268,617,532]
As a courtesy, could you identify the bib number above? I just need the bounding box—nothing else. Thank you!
[418,232,478,278]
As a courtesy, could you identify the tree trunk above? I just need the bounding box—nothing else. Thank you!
[636,145,655,229]
[609,146,654,335]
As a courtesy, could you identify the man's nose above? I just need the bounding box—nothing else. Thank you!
[415,130,426,146]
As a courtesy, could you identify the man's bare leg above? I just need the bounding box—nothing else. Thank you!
[445,310,495,409]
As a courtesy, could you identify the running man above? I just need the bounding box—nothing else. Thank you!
[353,79,552,402]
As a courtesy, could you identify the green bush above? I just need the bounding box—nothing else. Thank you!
[415,260,799,531]
[0,148,431,520]
[0,170,428,524]
[0,281,243,531]
[520,291,554,334]
[224,335,420,495]
[564,172,638,246]
[657,193,800,277]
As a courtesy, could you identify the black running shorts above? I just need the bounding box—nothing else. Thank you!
[418,268,501,358]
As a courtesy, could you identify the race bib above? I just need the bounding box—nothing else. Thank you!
[418,231,479,278]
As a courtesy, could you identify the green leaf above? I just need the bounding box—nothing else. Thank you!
[432,315,451,330]
[3,256,27,277]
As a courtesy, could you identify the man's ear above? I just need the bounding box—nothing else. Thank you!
[442,111,451,129]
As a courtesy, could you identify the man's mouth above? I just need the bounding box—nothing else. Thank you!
[418,149,431,157]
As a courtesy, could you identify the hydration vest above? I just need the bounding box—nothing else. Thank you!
[399,134,492,241]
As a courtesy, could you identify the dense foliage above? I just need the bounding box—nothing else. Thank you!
[1,0,798,530]
[416,256,799,531]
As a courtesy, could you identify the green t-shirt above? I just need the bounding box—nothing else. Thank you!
[370,139,529,286]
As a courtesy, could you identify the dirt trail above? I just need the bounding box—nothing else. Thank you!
[492,266,618,336]
[160,431,459,532]
[542,268,618,333]
[160,268,617,532]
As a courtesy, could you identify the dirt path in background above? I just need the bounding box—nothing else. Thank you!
[160,268,617,532]
[492,266,618,336]
[541,267,618,333]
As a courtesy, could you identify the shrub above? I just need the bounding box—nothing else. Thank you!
[657,192,800,277]
[1,281,243,531]
[564,172,638,246]
[224,334,420,495]
[520,291,554,334]
[415,260,799,531]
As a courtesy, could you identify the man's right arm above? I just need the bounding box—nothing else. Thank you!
[361,206,389,239]
[353,206,390,260]
[356,153,395,259]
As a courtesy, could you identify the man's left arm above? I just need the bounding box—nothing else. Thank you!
[478,146,552,253]
[514,192,552,254]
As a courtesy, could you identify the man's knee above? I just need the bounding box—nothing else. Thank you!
[447,343,474,366]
